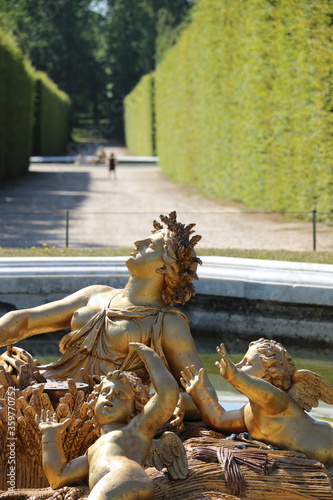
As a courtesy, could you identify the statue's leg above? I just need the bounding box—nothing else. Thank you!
[87,468,154,500]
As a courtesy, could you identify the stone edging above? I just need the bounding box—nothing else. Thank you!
[0,256,332,306]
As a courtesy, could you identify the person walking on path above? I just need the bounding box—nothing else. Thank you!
[108,152,117,178]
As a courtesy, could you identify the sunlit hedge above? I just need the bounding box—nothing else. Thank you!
[0,29,34,180]
[154,0,333,221]
[124,73,155,156]
[33,71,71,156]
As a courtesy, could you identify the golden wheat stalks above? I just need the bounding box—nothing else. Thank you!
[23,405,43,454]
[0,383,6,399]
[41,392,54,413]
[21,385,35,400]
[68,379,77,397]
[17,395,29,415]
[63,418,82,459]
[59,392,75,412]
[0,365,15,389]
[0,401,7,425]
[17,415,37,458]
[29,385,45,415]
[79,401,90,420]
[70,419,95,460]
[56,403,72,422]
[73,391,85,419]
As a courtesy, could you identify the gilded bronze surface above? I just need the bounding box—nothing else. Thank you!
[0,212,217,419]
[1,212,333,498]
[36,343,186,500]
[181,339,333,474]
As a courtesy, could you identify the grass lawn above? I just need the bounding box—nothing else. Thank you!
[1,246,333,264]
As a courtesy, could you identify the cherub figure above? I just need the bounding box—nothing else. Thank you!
[181,338,333,473]
[37,342,184,500]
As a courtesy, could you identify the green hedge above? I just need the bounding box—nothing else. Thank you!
[33,71,71,156]
[124,73,155,156]
[154,0,333,222]
[0,29,34,181]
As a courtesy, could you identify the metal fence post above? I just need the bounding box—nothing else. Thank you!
[312,209,316,251]
[66,210,69,248]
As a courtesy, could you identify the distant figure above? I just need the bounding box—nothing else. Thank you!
[75,154,82,165]
[108,152,117,178]
[93,147,107,164]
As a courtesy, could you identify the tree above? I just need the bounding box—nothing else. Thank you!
[0,0,111,120]
[104,0,192,138]
[0,0,193,139]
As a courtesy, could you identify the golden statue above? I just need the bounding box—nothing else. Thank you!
[0,211,217,419]
[181,338,333,474]
[1,207,333,498]
[36,342,187,499]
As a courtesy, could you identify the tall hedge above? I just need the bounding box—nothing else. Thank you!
[124,73,155,156]
[154,0,333,221]
[0,29,34,181]
[33,71,71,156]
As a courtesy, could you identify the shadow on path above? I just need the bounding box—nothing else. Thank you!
[1,162,332,251]
[0,168,91,247]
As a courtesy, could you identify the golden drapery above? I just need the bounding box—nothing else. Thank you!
[39,306,188,384]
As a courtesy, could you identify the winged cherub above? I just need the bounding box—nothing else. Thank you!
[181,338,333,474]
[37,343,187,500]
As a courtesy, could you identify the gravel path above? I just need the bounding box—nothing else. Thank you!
[0,149,332,251]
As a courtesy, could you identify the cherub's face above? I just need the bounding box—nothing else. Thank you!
[126,231,165,277]
[94,378,135,426]
[235,345,266,378]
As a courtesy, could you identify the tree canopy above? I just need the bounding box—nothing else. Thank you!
[0,0,192,139]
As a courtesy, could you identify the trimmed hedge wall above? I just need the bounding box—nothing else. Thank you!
[0,29,35,181]
[33,71,71,156]
[124,73,155,156]
[153,0,333,221]
[0,31,71,181]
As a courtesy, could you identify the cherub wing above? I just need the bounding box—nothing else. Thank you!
[146,431,188,480]
[287,369,333,412]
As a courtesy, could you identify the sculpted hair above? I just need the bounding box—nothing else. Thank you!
[249,338,296,390]
[153,211,202,306]
[92,370,150,416]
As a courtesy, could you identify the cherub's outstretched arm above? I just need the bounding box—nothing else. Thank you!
[181,365,246,432]
[161,312,218,420]
[36,410,88,489]
[216,344,289,414]
[129,343,179,439]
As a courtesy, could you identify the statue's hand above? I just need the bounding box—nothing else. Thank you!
[129,342,153,360]
[170,394,185,429]
[215,343,236,381]
[180,365,206,394]
[36,409,71,436]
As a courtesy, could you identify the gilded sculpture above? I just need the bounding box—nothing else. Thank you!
[36,342,187,500]
[0,212,333,499]
[181,338,333,474]
[0,211,217,419]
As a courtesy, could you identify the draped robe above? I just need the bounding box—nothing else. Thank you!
[39,306,188,384]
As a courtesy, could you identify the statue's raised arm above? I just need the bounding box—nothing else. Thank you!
[0,211,217,420]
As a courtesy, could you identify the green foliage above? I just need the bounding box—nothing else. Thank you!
[104,0,156,139]
[124,73,155,156]
[0,0,192,139]
[1,246,333,265]
[154,0,333,223]
[0,0,110,122]
[155,6,192,64]
[0,28,34,181]
[33,71,71,156]
[103,0,192,139]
